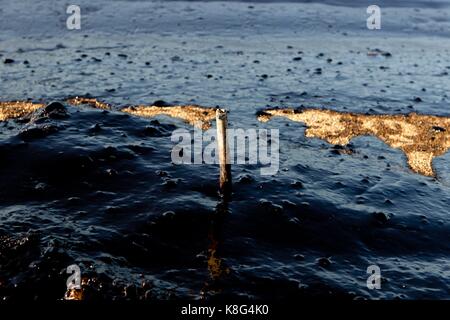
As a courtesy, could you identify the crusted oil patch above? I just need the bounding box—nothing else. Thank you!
[258,108,450,177]
[122,105,217,130]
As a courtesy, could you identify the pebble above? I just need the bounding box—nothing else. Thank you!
[373,211,391,224]
[238,174,254,184]
[293,254,305,261]
[44,101,68,119]
[317,257,331,268]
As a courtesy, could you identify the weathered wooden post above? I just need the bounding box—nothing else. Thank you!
[216,109,231,195]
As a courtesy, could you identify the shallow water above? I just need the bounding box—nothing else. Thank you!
[1,0,450,300]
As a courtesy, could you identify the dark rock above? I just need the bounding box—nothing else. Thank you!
[105,169,118,177]
[153,100,170,107]
[255,110,270,117]
[432,126,445,133]
[19,124,59,140]
[162,179,178,188]
[124,284,136,299]
[317,257,331,268]
[3,58,14,64]
[289,217,301,226]
[373,211,391,224]
[89,123,102,133]
[259,199,283,214]
[290,181,303,189]
[43,101,68,119]
[238,174,254,184]
[162,211,175,219]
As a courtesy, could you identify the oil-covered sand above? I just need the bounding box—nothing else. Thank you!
[1,0,450,301]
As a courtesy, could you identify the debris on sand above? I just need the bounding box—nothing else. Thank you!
[0,101,44,121]
[258,108,450,177]
[122,104,217,130]
[367,48,392,57]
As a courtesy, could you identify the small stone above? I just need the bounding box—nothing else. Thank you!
[259,199,283,214]
[373,211,391,224]
[153,100,169,107]
[238,174,254,184]
[162,211,175,219]
[162,179,177,188]
[124,284,136,299]
[19,124,59,140]
[34,182,48,192]
[289,217,301,226]
[317,257,331,268]
[142,281,152,291]
[144,290,152,300]
[105,169,118,177]
[293,254,305,261]
[44,101,68,119]
[432,126,445,133]
[90,123,102,132]
[290,181,303,189]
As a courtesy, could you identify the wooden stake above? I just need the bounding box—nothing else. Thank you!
[216,109,231,195]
